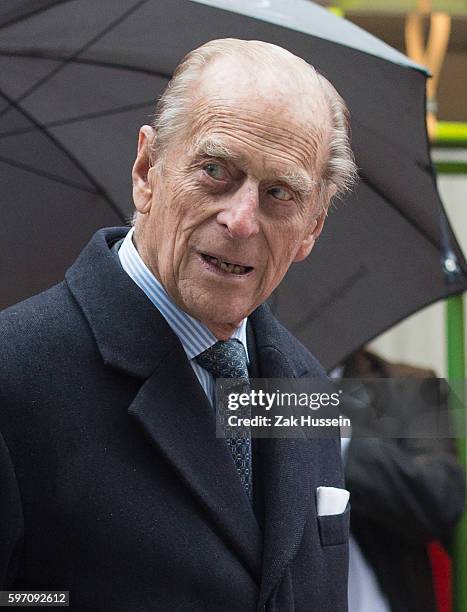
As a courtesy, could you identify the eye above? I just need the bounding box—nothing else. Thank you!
[268,185,293,201]
[203,162,229,181]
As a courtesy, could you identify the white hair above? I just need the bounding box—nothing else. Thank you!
[133,38,357,224]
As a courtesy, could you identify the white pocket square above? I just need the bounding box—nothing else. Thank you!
[316,486,350,516]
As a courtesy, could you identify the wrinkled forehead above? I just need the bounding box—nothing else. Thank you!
[196,54,328,121]
[184,56,331,174]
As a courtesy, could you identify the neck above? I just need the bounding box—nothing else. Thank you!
[204,321,243,341]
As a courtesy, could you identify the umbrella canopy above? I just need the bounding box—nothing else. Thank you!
[0,0,466,368]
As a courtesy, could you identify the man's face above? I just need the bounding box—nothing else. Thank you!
[133,58,330,338]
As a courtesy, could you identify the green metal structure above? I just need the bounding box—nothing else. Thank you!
[436,121,467,612]
[437,122,467,147]
[446,295,466,612]
[332,1,467,15]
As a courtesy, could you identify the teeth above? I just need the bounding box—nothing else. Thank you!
[220,261,246,274]
[204,253,248,274]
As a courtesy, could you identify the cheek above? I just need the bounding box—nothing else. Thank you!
[156,179,209,234]
[262,223,303,274]
[156,186,219,272]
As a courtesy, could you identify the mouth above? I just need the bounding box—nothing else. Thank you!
[198,251,254,276]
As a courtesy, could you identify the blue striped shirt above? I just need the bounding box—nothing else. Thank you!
[118,227,249,405]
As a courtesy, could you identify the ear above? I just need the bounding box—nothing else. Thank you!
[293,206,328,263]
[132,125,155,214]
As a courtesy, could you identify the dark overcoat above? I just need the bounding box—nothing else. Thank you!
[0,228,348,611]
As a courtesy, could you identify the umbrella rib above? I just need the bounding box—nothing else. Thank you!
[327,285,467,371]
[288,173,457,341]
[0,154,99,193]
[360,171,442,252]
[0,86,126,222]
[0,50,171,80]
[0,0,150,121]
[0,100,156,139]
[0,0,73,31]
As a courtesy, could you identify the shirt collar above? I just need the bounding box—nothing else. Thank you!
[118,227,249,363]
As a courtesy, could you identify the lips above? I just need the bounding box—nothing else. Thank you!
[200,252,253,275]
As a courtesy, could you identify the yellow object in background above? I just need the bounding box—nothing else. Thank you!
[405,0,451,141]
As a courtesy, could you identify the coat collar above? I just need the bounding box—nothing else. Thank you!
[66,227,328,604]
[66,227,180,379]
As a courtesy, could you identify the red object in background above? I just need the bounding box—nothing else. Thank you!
[428,541,452,612]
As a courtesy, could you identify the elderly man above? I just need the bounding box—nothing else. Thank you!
[0,39,356,610]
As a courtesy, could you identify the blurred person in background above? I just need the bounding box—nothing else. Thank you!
[337,348,465,612]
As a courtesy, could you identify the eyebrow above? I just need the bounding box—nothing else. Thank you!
[192,136,316,198]
[193,136,241,161]
[275,171,315,197]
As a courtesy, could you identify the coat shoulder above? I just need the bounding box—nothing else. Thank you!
[253,303,328,379]
[281,325,327,379]
[0,282,93,393]
[1,282,83,348]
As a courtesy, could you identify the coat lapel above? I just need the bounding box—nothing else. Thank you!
[66,228,262,581]
[128,344,262,580]
[248,305,319,607]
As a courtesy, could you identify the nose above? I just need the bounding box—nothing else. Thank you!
[216,182,260,240]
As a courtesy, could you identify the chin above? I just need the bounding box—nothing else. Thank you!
[184,293,251,330]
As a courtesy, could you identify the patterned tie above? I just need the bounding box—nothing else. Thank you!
[196,340,252,500]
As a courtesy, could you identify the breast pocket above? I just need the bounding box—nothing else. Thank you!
[317,503,350,547]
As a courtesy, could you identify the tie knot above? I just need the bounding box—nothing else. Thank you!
[195,339,249,382]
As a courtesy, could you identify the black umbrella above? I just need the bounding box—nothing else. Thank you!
[0,0,465,368]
